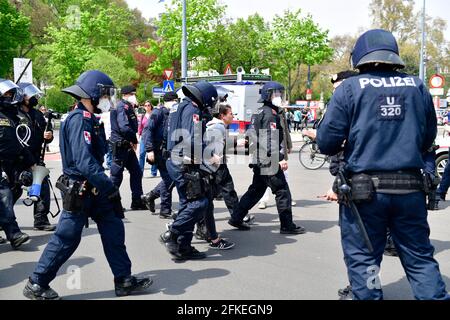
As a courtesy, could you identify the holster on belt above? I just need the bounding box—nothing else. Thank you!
[56,175,86,212]
[183,165,204,200]
[111,140,131,157]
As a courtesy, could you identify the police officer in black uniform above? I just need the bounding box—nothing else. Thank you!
[109,85,146,210]
[228,82,306,235]
[161,81,218,261]
[0,79,35,249]
[141,91,177,218]
[14,82,55,231]
[317,29,449,300]
[23,71,152,300]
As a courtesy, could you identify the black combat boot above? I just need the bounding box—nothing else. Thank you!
[23,279,60,300]
[228,219,251,231]
[280,223,306,235]
[114,275,153,297]
[130,198,147,211]
[172,246,207,261]
[159,210,173,219]
[34,224,56,232]
[141,192,157,213]
[10,232,30,249]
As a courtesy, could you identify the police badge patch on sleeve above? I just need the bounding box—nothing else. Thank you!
[83,111,91,119]
[377,96,405,121]
[0,119,11,127]
[84,131,92,144]
[193,114,200,124]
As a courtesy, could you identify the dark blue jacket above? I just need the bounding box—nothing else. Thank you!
[110,99,138,145]
[166,97,204,163]
[60,102,114,195]
[144,106,169,153]
[317,70,437,173]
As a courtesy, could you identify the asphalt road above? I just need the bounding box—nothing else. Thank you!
[1,137,449,300]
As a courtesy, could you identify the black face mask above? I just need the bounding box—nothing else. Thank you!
[91,98,101,114]
[28,96,39,108]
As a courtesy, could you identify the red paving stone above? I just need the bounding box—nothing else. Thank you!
[45,153,61,162]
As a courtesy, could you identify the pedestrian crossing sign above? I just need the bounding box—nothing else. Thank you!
[163,80,175,92]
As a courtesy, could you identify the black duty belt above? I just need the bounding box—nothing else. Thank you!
[350,171,424,192]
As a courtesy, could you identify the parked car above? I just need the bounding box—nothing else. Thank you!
[435,128,450,178]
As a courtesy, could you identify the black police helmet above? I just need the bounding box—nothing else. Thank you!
[351,29,405,70]
[163,91,179,102]
[182,81,218,110]
[0,79,23,107]
[258,81,285,103]
[216,86,231,103]
[121,85,136,96]
[62,70,116,103]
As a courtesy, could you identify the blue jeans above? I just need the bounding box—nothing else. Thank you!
[340,192,449,300]
[139,140,157,176]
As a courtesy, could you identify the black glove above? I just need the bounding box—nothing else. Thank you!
[108,188,125,219]
[18,171,33,187]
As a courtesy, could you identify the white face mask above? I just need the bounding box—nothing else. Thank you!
[98,98,112,113]
[271,97,283,107]
[126,95,138,106]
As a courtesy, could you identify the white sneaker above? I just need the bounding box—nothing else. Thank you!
[292,201,297,207]
[258,201,267,210]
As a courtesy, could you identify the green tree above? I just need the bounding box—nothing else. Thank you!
[369,0,416,44]
[42,0,133,87]
[0,0,30,77]
[44,86,75,113]
[84,49,138,88]
[369,0,450,79]
[140,0,226,78]
[269,10,333,102]
[226,14,271,72]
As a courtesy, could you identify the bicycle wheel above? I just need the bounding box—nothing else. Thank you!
[299,142,327,170]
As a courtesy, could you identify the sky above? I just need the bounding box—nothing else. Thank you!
[125,0,450,40]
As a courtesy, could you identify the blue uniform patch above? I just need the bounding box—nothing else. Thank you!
[377,96,404,121]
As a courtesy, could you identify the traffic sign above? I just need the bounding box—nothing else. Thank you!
[14,58,33,83]
[163,69,174,80]
[224,64,232,75]
[152,87,165,98]
[163,80,175,92]
[430,74,445,89]
[430,88,445,96]
[306,88,313,100]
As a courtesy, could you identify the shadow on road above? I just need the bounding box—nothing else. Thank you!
[63,268,230,299]
[383,275,450,300]
[0,256,95,290]
[143,268,230,296]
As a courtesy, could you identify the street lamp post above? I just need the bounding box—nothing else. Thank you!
[181,0,188,81]
[419,0,426,81]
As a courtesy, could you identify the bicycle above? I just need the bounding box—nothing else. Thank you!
[299,135,330,170]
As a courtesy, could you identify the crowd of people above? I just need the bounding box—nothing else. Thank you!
[1,28,449,301]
